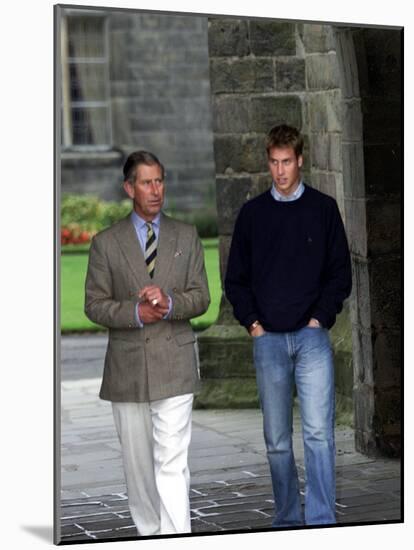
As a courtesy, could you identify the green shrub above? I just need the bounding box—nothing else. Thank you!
[61,194,218,242]
[61,194,131,239]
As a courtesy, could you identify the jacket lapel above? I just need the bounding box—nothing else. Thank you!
[113,214,152,287]
[152,213,177,289]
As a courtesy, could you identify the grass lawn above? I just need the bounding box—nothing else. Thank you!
[60,239,221,332]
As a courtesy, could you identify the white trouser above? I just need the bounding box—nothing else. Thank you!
[111,393,193,536]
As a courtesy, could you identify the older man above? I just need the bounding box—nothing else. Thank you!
[225,125,352,527]
[85,150,210,536]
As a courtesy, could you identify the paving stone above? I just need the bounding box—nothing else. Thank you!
[339,508,401,523]
[190,453,267,472]
[61,503,107,517]
[336,486,372,499]
[81,485,127,497]
[196,501,272,516]
[77,517,135,531]
[189,498,217,507]
[208,494,273,506]
[192,517,225,532]
[62,512,122,525]
[213,518,273,530]
[337,493,399,508]
[59,334,401,540]
[211,509,270,525]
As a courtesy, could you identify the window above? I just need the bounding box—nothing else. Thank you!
[61,13,112,149]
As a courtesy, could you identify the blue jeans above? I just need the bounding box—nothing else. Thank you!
[253,326,336,527]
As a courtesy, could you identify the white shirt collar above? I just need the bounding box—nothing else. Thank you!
[131,210,161,229]
[271,181,305,202]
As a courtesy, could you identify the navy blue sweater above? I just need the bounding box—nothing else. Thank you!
[224,184,352,332]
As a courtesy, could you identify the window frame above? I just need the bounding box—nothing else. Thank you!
[60,10,113,152]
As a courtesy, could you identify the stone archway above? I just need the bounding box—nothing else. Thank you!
[334,27,402,456]
[198,18,402,457]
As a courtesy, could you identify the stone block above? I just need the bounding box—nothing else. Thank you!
[109,81,129,98]
[302,169,311,186]
[109,12,135,31]
[333,29,361,99]
[240,134,268,173]
[213,135,243,174]
[275,58,306,92]
[353,384,375,442]
[311,172,336,198]
[373,330,401,388]
[219,236,232,287]
[342,99,363,141]
[369,257,401,330]
[310,132,329,171]
[301,133,311,175]
[330,307,354,399]
[342,141,365,199]
[198,324,255,378]
[328,133,342,172]
[252,174,273,196]
[354,428,378,457]
[138,14,200,31]
[363,143,402,197]
[111,98,131,147]
[249,95,302,133]
[212,96,250,133]
[130,113,172,132]
[209,58,274,94]
[108,31,130,81]
[344,197,368,257]
[216,176,254,235]
[335,173,345,219]
[349,258,371,330]
[300,24,335,53]
[306,54,340,90]
[249,21,296,56]
[366,199,401,256]
[158,31,206,53]
[170,78,211,99]
[181,97,214,130]
[216,293,239,325]
[208,18,249,57]
[308,91,341,133]
[350,325,374,386]
[183,45,210,65]
[61,155,124,201]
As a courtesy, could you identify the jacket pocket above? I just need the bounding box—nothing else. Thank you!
[174,332,196,346]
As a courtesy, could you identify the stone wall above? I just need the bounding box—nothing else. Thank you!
[205,17,402,456]
[208,19,348,296]
[199,18,353,411]
[300,24,345,216]
[60,9,216,212]
[335,28,402,456]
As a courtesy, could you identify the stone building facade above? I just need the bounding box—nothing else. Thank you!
[59,7,216,212]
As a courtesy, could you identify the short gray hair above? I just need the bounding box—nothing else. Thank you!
[123,150,165,183]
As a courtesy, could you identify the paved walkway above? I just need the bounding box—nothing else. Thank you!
[59,334,401,543]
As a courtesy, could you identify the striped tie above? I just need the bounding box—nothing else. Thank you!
[145,222,157,278]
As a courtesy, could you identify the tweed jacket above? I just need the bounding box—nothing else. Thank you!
[84,212,210,402]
